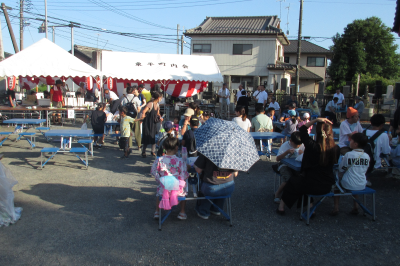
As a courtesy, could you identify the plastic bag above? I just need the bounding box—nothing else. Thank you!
[0,161,22,227]
[80,123,88,130]
[160,175,179,191]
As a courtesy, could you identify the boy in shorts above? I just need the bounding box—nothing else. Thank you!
[119,106,134,159]
[332,133,370,215]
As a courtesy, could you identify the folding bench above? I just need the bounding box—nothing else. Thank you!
[158,195,232,231]
[16,132,36,149]
[40,147,60,169]
[300,185,376,225]
[77,139,93,157]
[69,147,89,169]
[0,132,13,147]
[36,127,51,142]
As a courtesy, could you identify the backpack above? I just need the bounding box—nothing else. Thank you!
[124,96,138,118]
[363,128,385,174]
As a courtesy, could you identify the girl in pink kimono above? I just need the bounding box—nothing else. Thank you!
[151,136,189,220]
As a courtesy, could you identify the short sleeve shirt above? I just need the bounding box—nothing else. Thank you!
[194,154,234,185]
[232,117,251,131]
[365,129,391,168]
[339,149,369,190]
[333,93,345,104]
[50,86,63,102]
[120,116,134,137]
[338,120,363,148]
[256,91,268,104]
[105,91,119,100]
[251,114,273,132]
[325,100,337,112]
[268,102,280,110]
[91,110,106,130]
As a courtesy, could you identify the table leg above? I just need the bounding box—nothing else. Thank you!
[69,137,72,149]
[60,136,64,150]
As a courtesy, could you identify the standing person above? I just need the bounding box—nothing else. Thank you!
[268,96,280,117]
[254,85,268,110]
[354,96,365,118]
[236,90,249,115]
[218,83,230,119]
[182,116,199,157]
[136,91,163,158]
[7,85,17,107]
[138,84,147,109]
[232,106,251,132]
[50,80,64,108]
[120,82,130,98]
[61,81,69,99]
[91,103,107,147]
[333,88,345,107]
[236,84,245,103]
[119,106,135,159]
[325,97,339,125]
[194,153,238,219]
[308,96,320,116]
[251,105,273,132]
[132,86,143,150]
[277,118,339,215]
[122,86,142,149]
[338,107,363,155]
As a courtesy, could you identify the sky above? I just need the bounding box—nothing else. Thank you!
[0,0,398,55]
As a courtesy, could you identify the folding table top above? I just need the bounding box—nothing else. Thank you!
[44,130,92,137]
[3,119,46,124]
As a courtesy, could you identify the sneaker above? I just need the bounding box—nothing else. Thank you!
[366,181,372,187]
[210,210,221,216]
[177,212,187,220]
[195,209,209,220]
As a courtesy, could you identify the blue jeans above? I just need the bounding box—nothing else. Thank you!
[196,181,235,217]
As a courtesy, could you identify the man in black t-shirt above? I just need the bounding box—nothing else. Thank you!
[193,153,238,219]
[138,84,147,109]
[182,117,199,157]
[7,88,17,107]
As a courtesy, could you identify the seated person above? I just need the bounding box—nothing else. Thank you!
[182,116,199,157]
[297,113,312,134]
[268,97,280,117]
[325,97,339,125]
[280,103,300,122]
[43,91,50,99]
[157,121,174,157]
[282,110,298,136]
[266,107,277,122]
[339,107,363,155]
[308,96,320,116]
[251,106,273,132]
[390,135,400,178]
[194,153,238,219]
[332,133,369,215]
[273,132,304,203]
[365,114,391,170]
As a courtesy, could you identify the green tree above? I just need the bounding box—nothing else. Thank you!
[328,17,400,88]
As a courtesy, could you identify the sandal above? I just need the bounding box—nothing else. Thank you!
[153,211,159,219]
[141,153,147,158]
[177,212,187,220]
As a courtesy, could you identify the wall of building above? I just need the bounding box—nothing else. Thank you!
[190,36,279,77]
[299,80,318,93]
[286,54,326,81]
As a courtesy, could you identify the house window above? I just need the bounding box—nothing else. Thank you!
[284,56,290,63]
[307,57,325,67]
[193,44,211,53]
[233,44,252,55]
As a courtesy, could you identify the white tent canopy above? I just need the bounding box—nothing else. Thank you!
[101,51,223,82]
[0,38,100,78]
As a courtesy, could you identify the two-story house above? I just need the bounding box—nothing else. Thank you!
[185,16,290,98]
[283,40,332,93]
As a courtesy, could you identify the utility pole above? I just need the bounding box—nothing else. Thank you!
[70,24,74,55]
[52,26,55,42]
[177,24,179,54]
[45,0,48,39]
[181,26,184,55]
[0,15,4,61]
[1,3,19,53]
[19,0,23,50]
[295,0,303,95]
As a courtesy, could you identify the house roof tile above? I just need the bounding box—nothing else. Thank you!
[185,16,283,35]
[285,40,331,54]
[290,66,323,81]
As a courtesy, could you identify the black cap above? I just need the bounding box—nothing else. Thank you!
[138,84,145,88]
[55,79,62,85]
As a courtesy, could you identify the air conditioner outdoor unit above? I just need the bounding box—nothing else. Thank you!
[279,56,284,62]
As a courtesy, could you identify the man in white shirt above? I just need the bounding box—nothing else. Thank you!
[218,83,230,119]
[104,88,120,114]
[354,96,365,117]
[339,107,363,155]
[236,84,245,103]
[365,114,391,169]
[333,88,345,107]
[325,97,339,125]
[255,85,268,110]
[268,96,280,116]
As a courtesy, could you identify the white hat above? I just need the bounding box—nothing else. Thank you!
[303,112,310,118]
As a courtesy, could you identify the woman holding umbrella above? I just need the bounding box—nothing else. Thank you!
[277,117,339,215]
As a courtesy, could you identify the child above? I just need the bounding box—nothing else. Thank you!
[273,132,304,203]
[91,103,106,147]
[173,116,180,137]
[297,112,312,134]
[332,133,370,215]
[182,116,199,157]
[267,107,277,122]
[157,121,174,157]
[151,136,189,220]
[281,110,298,136]
[200,111,211,124]
[118,106,134,159]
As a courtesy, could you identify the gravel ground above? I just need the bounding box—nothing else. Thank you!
[0,123,400,266]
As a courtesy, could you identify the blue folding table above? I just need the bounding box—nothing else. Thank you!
[280,158,302,172]
[2,119,46,148]
[250,132,286,157]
